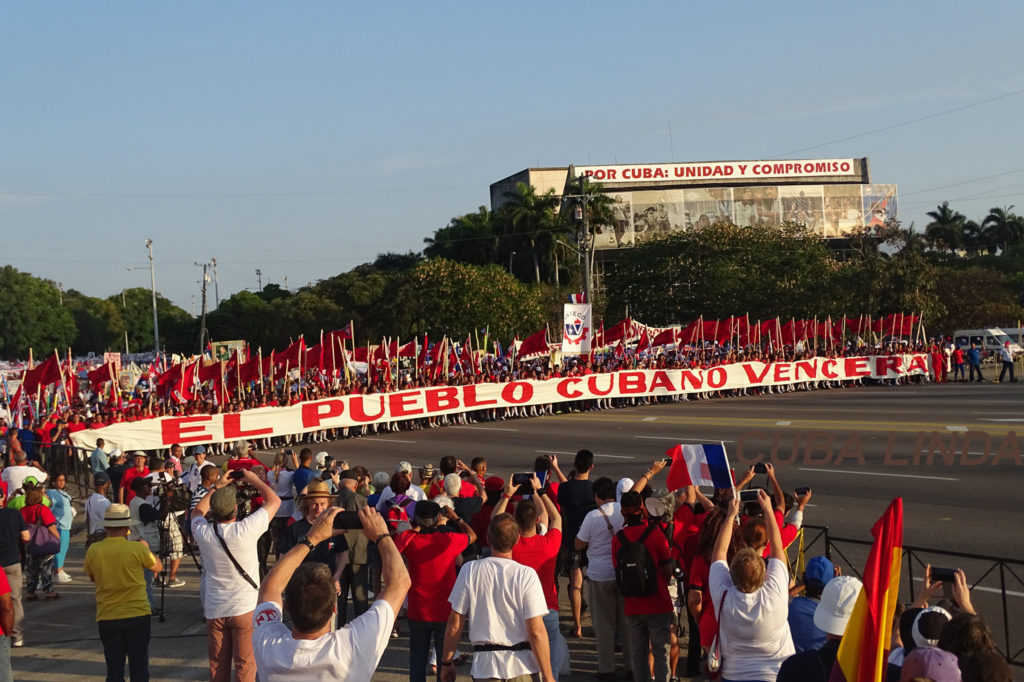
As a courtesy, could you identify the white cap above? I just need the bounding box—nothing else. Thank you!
[395,461,412,475]
[616,477,635,502]
[814,575,863,636]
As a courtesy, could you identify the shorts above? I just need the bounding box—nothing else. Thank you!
[160,516,184,560]
[557,546,587,577]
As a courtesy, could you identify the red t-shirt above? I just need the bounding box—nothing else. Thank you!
[120,467,150,503]
[395,529,470,622]
[427,479,477,499]
[21,503,57,527]
[226,457,262,472]
[512,528,562,610]
[0,567,8,635]
[612,523,673,616]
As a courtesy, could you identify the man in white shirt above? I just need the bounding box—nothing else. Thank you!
[997,341,1018,383]
[85,473,113,547]
[373,461,426,511]
[1,452,47,503]
[192,469,280,682]
[574,476,629,680]
[183,445,215,494]
[252,505,410,682]
[441,513,554,682]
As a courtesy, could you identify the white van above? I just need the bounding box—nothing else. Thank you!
[952,328,1022,356]
[1001,327,1024,346]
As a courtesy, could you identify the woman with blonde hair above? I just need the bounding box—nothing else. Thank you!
[708,490,794,681]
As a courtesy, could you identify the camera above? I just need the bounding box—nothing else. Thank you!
[739,488,761,503]
[232,480,260,519]
[795,486,810,496]
[152,480,190,513]
[754,462,768,474]
[333,511,362,529]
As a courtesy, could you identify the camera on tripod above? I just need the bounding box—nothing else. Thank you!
[152,480,191,514]
[227,470,261,519]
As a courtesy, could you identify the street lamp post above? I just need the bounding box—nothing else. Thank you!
[146,238,160,357]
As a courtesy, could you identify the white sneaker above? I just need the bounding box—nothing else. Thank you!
[57,571,73,584]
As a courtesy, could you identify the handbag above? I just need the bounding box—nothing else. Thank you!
[704,589,728,679]
[27,507,61,557]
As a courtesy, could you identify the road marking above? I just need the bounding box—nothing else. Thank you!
[538,450,635,460]
[452,426,519,432]
[946,425,968,432]
[776,420,792,426]
[361,438,417,444]
[635,436,736,443]
[979,418,1024,422]
[797,467,958,481]
[642,417,659,422]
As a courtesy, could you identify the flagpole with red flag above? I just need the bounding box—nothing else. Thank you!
[830,498,903,682]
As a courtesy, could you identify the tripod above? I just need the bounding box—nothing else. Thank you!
[155,512,202,623]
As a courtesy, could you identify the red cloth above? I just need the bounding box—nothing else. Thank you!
[427,479,477,500]
[512,529,562,610]
[21,503,57,527]
[612,523,673,616]
[0,566,8,635]
[688,555,717,647]
[394,529,470,622]
[226,457,261,472]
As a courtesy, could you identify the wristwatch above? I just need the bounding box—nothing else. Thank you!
[298,535,315,551]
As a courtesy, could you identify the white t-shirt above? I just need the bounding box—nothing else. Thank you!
[2,464,47,500]
[709,558,795,681]
[191,507,269,619]
[448,556,548,680]
[85,492,111,535]
[252,598,396,682]
[576,501,622,583]
[184,460,216,493]
[269,469,296,519]
[374,484,426,511]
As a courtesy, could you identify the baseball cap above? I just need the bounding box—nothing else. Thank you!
[913,606,952,648]
[395,461,412,475]
[93,472,111,487]
[804,556,835,588]
[813,575,862,636]
[900,646,961,682]
[210,486,239,521]
[193,445,207,455]
[616,477,634,502]
[484,476,505,492]
[339,470,358,481]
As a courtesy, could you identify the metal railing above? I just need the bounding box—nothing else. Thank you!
[798,524,1024,667]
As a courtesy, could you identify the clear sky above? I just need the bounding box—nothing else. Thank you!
[4,2,1023,311]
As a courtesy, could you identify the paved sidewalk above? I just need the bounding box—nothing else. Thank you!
[11,481,700,681]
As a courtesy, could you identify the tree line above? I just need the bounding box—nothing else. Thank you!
[1,191,1022,359]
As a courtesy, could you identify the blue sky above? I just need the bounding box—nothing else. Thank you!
[4,2,1023,311]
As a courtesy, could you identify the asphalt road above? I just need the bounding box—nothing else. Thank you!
[13,379,1024,680]
[303,380,1024,558]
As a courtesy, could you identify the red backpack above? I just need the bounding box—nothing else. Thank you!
[382,494,413,532]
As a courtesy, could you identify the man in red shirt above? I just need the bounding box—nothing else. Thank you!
[224,440,263,473]
[119,452,150,504]
[395,500,476,682]
[494,474,570,680]
[612,491,675,682]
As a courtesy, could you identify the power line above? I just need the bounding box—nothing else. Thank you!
[768,88,1024,158]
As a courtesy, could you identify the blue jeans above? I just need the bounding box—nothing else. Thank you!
[98,615,151,682]
[408,619,445,682]
[144,569,156,611]
[544,608,570,680]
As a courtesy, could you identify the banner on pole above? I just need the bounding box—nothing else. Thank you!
[562,304,592,357]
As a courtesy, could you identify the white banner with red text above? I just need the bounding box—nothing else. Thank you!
[71,354,930,452]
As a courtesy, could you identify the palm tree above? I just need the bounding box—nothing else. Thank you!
[981,205,1024,253]
[496,183,563,283]
[423,206,497,265]
[924,201,965,251]
[962,219,987,256]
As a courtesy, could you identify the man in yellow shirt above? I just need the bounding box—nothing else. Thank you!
[84,503,162,682]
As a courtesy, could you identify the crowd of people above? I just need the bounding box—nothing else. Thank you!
[0,434,1013,682]
[1,339,961,462]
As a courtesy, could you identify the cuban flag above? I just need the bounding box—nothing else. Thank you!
[567,292,587,304]
[665,443,733,491]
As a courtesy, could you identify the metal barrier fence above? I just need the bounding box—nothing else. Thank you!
[798,524,1024,667]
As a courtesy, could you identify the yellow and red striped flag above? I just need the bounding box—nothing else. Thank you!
[830,497,903,682]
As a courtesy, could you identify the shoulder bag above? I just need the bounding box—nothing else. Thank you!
[704,589,728,679]
[212,522,258,590]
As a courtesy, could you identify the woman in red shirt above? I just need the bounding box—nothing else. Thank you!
[22,486,61,600]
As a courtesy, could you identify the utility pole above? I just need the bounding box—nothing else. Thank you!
[146,238,160,357]
[283,275,288,292]
[195,261,211,353]
[565,166,594,305]
[255,268,263,292]
[211,257,220,308]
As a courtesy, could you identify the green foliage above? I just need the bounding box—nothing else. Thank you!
[0,267,76,359]
[207,290,276,350]
[397,258,546,340]
[424,208,499,266]
[64,290,126,354]
[493,183,569,284]
[930,267,1024,332]
[106,287,194,354]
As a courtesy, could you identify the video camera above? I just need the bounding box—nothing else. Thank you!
[152,480,190,514]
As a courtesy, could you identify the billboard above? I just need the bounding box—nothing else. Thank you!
[589,183,898,248]
[577,159,858,185]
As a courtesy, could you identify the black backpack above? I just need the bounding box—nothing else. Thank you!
[615,525,658,597]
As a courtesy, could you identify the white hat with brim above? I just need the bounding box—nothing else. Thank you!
[814,575,863,636]
[103,503,133,528]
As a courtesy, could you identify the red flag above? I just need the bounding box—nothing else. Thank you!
[830,499,903,682]
[635,329,651,355]
[651,328,677,348]
[517,328,550,359]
